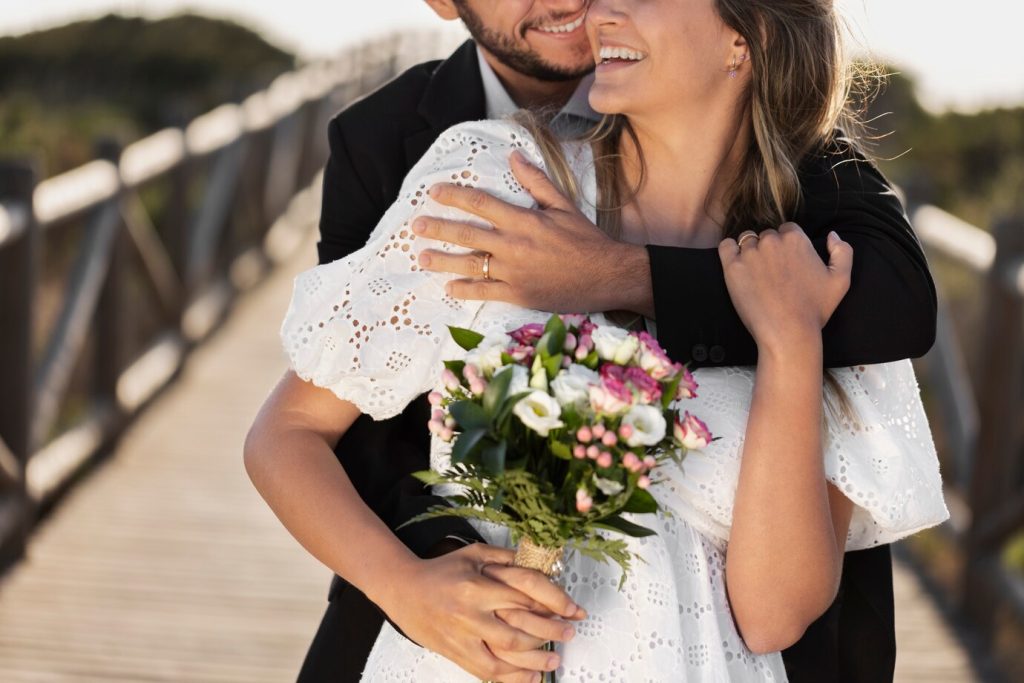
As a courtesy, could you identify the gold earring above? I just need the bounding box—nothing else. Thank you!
[729,52,747,79]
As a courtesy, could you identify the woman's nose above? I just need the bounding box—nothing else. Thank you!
[586,0,625,25]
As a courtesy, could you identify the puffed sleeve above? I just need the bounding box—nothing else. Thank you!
[280,120,549,420]
[823,359,950,550]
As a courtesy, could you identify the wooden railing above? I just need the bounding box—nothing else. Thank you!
[0,30,460,567]
[909,198,1024,662]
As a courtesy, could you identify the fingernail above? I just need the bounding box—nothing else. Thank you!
[531,674,542,683]
[562,625,575,640]
[828,230,839,242]
[564,603,580,618]
[428,184,440,197]
[412,218,425,233]
[510,149,525,163]
[546,655,560,670]
[418,252,431,267]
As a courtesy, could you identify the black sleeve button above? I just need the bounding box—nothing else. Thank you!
[691,344,708,362]
[709,345,726,363]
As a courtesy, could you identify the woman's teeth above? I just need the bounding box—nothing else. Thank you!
[538,15,585,34]
[598,46,646,63]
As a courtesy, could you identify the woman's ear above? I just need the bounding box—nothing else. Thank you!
[423,0,461,21]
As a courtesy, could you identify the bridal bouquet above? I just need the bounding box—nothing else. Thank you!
[406,314,712,584]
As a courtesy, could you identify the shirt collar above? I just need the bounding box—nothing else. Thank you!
[476,46,599,123]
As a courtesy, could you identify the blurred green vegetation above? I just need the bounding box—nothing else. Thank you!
[0,13,296,177]
[864,69,1024,229]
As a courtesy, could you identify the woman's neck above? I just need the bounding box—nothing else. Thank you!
[619,101,750,249]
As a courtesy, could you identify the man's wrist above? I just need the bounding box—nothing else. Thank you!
[599,241,655,318]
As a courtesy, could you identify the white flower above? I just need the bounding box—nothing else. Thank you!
[505,364,530,397]
[464,332,512,376]
[591,324,640,364]
[620,404,667,447]
[513,390,565,437]
[529,355,549,391]
[594,476,624,496]
[550,364,599,411]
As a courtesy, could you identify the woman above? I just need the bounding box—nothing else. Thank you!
[249,0,948,680]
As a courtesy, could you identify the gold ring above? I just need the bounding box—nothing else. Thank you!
[482,252,492,280]
[737,231,760,250]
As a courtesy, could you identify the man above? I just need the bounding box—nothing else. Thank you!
[295,1,936,680]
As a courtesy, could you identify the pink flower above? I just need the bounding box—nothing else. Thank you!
[428,391,444,406]
[674,411,712,450]
[573,444,587,459]
[577,426,593,443]
[596,451,613,468]
[509,322,545,346]
[563,333,578,353]
[625,366,663,404]
[560,313,588,328]
[643,455,657,470]
[431,408,445,422]
[592,423,606,438]
[618,423,634,440]
[440,427,454,442]
[574,345,589,361]
[622,452,641,472]
[601,431,618,447]
[579,319,597,337]
[676,366,699,400]
[637,475,651,489]
[586,445,600,459]
[469,378,487,395]
[637,331,675,380]
[441,368,461,391]
[589,382,632,415]
[576,489,594,513]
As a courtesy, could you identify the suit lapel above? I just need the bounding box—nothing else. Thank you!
[403,40,487,169]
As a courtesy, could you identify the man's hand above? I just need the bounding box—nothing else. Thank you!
[379,543,585,683]
[413,150,654,317]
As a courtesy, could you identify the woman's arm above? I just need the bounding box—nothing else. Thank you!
[717,226,856,654]
[244,372,582,681]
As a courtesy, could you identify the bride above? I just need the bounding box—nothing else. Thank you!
[248,0,948,680]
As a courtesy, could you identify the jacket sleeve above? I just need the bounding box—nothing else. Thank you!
[649,147,937,369]
[316,116,388,265]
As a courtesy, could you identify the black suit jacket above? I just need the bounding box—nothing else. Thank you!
[300,39,934,683]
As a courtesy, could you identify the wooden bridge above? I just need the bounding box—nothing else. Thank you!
[0,30,1018,682]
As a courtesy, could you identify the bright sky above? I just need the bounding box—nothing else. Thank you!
[1,0,1016,113]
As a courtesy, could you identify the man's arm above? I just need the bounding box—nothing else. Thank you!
[419,148,936,369]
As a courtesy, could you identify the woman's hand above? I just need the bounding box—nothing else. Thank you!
[718,224,853,353]
[377,543,585,683]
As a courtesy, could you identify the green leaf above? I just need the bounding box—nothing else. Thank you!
[538,315,567,358]
[594,515,658,538]
[662,373,682,409]
[448,325,484,351]
[481,439,508,476]
[543,352,563,379]
[449,400,490,430]
[483,365,514,414]
[549,440,573,460]
[451,427,487,464]
[622,487,658,514]
[583,349,600,370]
[443,360,466,377]
[495,390,531,430]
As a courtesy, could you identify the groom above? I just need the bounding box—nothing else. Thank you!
[298,1,936,681]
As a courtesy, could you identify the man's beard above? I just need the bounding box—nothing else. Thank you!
[454,1,593,82]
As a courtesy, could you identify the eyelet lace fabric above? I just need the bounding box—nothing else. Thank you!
[279,120,949,682]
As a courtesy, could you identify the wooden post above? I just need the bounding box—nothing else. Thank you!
[962,214,1024,631]
[94,140,128,426]
[0,160,39,568]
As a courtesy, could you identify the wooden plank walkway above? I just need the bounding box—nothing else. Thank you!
[0,206,986,681]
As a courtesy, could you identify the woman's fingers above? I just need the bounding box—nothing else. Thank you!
[488,640,562,675]
[481,563,586,620]
[495,607,576,642]
[826,231,853,278]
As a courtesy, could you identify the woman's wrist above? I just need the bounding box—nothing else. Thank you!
[754,324,823,365]
[365,551,424,617]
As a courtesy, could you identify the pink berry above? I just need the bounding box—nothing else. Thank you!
[586,445,600,459]
[592,424,606,438]
[637,475,651,489]
[428,391,443,406]
[597,452,613,468]
[602,431,617,447]
[643,455,657,469]
[618,424,634,439]
[573,445,587,459]
[431,409,445,422]
[577,427,593,443]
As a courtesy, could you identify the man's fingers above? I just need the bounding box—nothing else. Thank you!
[446,278,518,303]
[481,564,585,620]
[412,216,499,252]
[495,607,576,642]
[429,182,526,226]
[510,150,572,210]
[420,250,495,280]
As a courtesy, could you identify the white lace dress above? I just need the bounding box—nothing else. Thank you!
[280,120,950,682]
